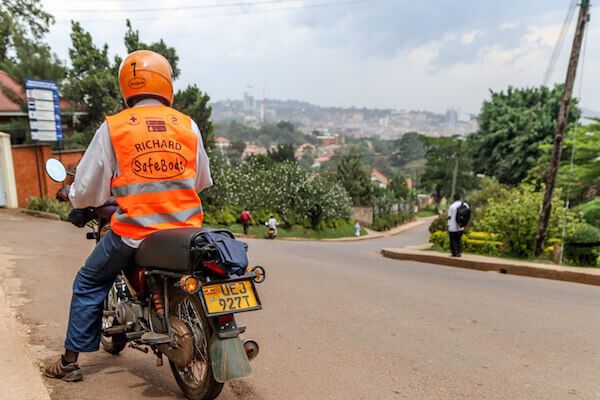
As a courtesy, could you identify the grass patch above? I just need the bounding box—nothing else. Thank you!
[204,223,367,239]
[417,210,437,218]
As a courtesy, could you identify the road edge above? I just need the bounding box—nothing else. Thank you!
[381,247,600,286]
[0,270,52,399]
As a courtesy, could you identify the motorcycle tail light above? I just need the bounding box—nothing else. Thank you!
[205,261,226,276]
[217,314,233,323]
[179,275,200,293]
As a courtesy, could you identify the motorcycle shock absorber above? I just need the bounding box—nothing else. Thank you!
[147,275,165,319]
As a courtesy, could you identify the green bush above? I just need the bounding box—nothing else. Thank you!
[465,231,499,241]
[582,205,600,228]
[564,223,600,266]
[429,231,447,249]
[372,210,414,232]
[203,204,237,226]
[428,214,447,234]
[474,185,576,257]
[25,196,72,220]
[463,238,502,256]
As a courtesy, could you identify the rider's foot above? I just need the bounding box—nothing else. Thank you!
[44,357,83,382]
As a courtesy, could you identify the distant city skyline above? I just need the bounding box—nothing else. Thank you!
[43,0,600,114]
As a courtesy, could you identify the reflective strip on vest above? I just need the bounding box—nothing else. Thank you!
[114,205,204,227]
[111,177,195,198]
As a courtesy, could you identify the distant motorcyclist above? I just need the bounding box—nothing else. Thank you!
[44,50,212,381]
[265,214,279,236]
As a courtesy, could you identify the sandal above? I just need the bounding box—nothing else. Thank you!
[44,358,83,382]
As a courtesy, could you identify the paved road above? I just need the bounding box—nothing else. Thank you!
[1,210,600,399]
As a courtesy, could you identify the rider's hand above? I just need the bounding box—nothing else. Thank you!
[56,185,71,202]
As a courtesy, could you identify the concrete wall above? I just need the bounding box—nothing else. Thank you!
[351,206,373,226]
[0,133,18,208]
[11,144,83,207]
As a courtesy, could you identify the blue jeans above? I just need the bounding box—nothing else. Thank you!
[65,231,135,353]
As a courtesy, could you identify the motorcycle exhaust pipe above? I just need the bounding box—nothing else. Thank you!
[243,339,259,361]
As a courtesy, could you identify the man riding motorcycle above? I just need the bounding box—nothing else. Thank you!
[44,50,212,381]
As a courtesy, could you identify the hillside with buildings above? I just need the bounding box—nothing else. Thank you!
[211,96,478,139]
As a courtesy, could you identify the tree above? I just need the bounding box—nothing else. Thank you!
[0,31,65,87]
[227,139,246,166]
[467,85,580,185]
[173,85,214,149]
[268,144,296,163]
[0,0,53,61]
[526,119,600,205]
[388,176,409,201]
[389,132,425,169]
[62,21,122,143]
[336,153,372,206]
[123,20,180,79]
[421,136,477,211]
[298,152,315,170]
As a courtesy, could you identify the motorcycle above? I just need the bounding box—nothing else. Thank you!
[45,158,265,400]
[265,223,277,239]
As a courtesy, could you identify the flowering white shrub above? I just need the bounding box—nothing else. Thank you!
[201,159,351,228]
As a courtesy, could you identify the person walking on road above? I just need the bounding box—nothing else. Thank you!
[448,193,470,257]
[240,208,254,235]
[44,50,212,382]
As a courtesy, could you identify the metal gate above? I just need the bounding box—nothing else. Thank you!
[0,162,6,207]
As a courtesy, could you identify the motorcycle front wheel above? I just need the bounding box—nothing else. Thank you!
[100,288,126,355]
[168,288,223,400]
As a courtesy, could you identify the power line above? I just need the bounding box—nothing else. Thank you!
[53,0,372,23]
[51,0,301,14]
[542,0,577,86]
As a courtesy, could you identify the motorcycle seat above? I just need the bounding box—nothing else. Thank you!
[135,227,234,273]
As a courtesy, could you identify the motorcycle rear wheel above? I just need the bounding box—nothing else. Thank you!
[168,288,223,400]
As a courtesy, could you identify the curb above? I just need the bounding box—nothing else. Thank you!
[381,248,600,286]
[20,209,61,220]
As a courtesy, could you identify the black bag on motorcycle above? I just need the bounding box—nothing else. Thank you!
[191,231,248,276]
[135,227,248,275]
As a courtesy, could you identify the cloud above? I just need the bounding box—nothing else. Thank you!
[39,0,600,113]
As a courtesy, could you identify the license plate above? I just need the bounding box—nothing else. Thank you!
[202,280,260,315]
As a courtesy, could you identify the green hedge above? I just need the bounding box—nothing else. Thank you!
[564,223,600,266]
[372,211,413,231]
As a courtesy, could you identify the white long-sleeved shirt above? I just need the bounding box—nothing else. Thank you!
[447,200,469,232]
[68,98,213,248]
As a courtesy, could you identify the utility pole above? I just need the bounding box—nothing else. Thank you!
[533,1,590,257]
[450,139,462,200]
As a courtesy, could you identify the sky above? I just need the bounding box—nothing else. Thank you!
[41,0,600,114]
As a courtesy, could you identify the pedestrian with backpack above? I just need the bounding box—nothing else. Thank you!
[448,193,470,257]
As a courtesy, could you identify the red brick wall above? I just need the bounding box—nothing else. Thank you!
[11,145,84,207]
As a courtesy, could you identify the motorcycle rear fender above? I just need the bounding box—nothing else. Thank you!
[209,333,252,383]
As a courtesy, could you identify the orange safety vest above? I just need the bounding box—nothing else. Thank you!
[106,105,203,240]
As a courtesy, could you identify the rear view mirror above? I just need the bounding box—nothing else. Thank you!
[45,158,68,182]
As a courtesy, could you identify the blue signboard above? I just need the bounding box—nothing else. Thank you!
[25,79,63,141]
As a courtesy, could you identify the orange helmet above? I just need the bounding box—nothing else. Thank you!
[118,50,174,107]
